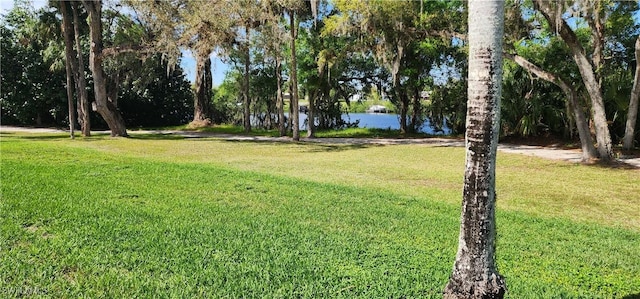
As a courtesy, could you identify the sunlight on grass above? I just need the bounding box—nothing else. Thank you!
[52,133,640,230]
[1,132,639,298]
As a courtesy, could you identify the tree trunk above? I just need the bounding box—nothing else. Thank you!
[243,25,251,133]
[533,0,612,161]
[193,51,212,124]
[308,66,325,138]
[443,1,507,298]
[623,36,640,150]
[72,2,90,136]
[83,0,128,137]
[60,1,76,139]
[587,0,605,88]
[107,71,120,107]
[307,93,316,138]
[398,90,408,134]
[390,42,406,134]
[276,55,286,136]
[411,85,421,133]
[290,11,300,141]
[505,53,597,161]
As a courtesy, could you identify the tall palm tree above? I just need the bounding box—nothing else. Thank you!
[443,0,506,298]
[71,2,91,136]
[60,1,76,139]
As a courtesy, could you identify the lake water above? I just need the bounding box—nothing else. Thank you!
[297,113,450,135]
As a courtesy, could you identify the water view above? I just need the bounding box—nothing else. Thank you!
[297,113,451,135]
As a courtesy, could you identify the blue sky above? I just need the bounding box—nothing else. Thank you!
[179,51,228,87]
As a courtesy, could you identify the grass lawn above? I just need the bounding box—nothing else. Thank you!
[1,132,638,298]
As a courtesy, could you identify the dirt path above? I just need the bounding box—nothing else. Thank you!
[2,125,638,168]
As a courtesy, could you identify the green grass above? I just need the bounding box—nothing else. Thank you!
[154,124,283,137]
[157,124,437,139]
[1,132,639,298]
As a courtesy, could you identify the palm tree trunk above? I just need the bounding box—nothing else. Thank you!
[276,55,286,136]
[308,67,325,138]
[443,0,506,297]
[290,11,300,141]
[60,1,76,139]
[72,2,90,136]
[623,36,640,150]
[243,26,251,133]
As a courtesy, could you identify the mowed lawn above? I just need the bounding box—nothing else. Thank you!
[1,132,638,298]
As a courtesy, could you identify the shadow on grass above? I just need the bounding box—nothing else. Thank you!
[302,143,375,153]
[127,133,186,140]
[3,134,74,141]
[623,293,640,299]
[217,138,376,153]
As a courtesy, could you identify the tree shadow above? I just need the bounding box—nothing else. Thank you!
[2,134,74,141]
[590,159,639,170]
[623,293,640,299]
[302,143,374,153]
[127,133,187,140]
[217,138,375,153]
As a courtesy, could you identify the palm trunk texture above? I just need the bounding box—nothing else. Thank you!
[443,1,507,298]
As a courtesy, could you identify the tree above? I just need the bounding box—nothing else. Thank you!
[60,1,76,138]
[279,0,319,138]
[502,0,597,160]
[289,9,301,140]
[624,35,640,150]
[259,1,288,136]
[504,53,598,161]
[71,1,91,136]
[82,0,128,137]
[229,0,264,133]
[118,54,193,127]
[324,0,465,134]
[0,1,67,126]
[533,0,613,161]
[443,0,507,298]
[129,0,234,127]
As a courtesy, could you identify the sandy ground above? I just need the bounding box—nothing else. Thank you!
[2,125,639,169]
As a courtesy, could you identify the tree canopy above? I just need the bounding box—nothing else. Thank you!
[1,0,639,152]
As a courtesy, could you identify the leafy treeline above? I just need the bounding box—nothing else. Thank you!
[0,0,193,131]
[0,0,638,158]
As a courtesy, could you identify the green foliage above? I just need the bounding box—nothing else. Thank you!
[0,3,67,125]
[501,61,569,137]
[0,3,195,129]
[324,0,466,133]
[504,0,640,143]
[211,70,243,125]
[426,77,467,134]
[118,55,193,127]
[297,16,364,130]
[1,134,639,298]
